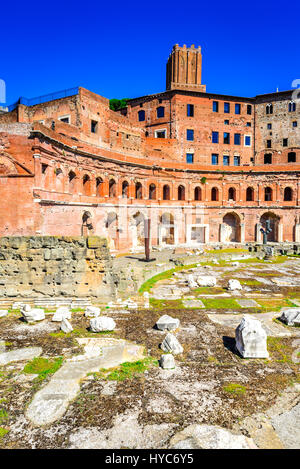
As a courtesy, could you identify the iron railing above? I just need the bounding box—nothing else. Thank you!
[7,86,79,112]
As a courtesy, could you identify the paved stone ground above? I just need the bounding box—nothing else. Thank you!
[0,248,300,449]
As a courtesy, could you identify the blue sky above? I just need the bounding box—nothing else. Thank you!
[1,0,299,105]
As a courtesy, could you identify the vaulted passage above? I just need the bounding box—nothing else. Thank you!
[222,212,241,242]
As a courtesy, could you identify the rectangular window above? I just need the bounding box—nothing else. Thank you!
[283,138,288,147]
[157,106,165,118]
[234,155,240,166]
[41,163,48,174]
[247,104,252,115]
[187,104,194,117]
[223,155,229,165]
[293,121,297,127]
[213,101,219,112]
[224,119,229,125]
[246,122,251,127]
[264,153,272,164]
[288,152,296,162]
[186,153,194,163]
[59,115,70,124]
[211,153,218,165]
[224,102,230,113]
[234,133,241,145]
[235,103,241,114]
[267,123,272,129]
[91,120,98,133]
[223,132,230,144]
[155,130,166,138]
[266,139,271,148]
[212,131,219,143]
[245,135,251,146]
[186,129,194,141]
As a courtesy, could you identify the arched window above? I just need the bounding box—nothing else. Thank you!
[138,110,145,122]
[194,186,202,201]
[178,185,185,201]
[163,184,170,200]
[228,187,236,201]
[135,182,142,199]
[109,179,116,198]
[211,187,219,201]
[68,171,76,192]
[246,187,254,201]
[96,177,104,197]
[288,101,296,112]
[83,174,91,196]
[149,184,156,200]
[284,187,293,201]
[266,103,273,115]
[264,187,273,201]
[156,106,165,118]
[122,181,129,198]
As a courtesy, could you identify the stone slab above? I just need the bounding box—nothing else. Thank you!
[236,299,260,308]
[182,299,205,308]
[0,346,42,365]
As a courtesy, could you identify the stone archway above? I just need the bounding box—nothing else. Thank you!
[221,212,241,242]
[260,212,280,242]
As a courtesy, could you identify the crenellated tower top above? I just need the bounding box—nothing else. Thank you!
[166,44,206,92]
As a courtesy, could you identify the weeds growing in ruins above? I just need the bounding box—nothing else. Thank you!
[23,356,64,381]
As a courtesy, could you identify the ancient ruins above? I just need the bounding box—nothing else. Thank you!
[0,45,299,450]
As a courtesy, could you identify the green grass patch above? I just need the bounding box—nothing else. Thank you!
[239,279,262,286]
[49,328,115,339]
[223,383,246,395]
[0,427,9,438]
[193,286,225,295]
[0,409,8,425]
[23,356,63,381]
[202,298,240,309]
[149,298,184,310]
[94,357,159,382]
[267,337,293,363]
[138,264,198,294]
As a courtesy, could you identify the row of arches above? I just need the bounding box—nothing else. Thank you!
[98,210,284,248]
[55,170,296,203]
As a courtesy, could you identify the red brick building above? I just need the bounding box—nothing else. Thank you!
[0,44,299,251]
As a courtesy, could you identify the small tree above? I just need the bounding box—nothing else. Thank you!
[109,98,129,111]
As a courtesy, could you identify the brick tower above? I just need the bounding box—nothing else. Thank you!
[166,44,206,92]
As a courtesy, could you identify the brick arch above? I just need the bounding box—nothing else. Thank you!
[177,184,185,201]
[222,212,241,242]
[68,170,77,193]
[260,212,280,242]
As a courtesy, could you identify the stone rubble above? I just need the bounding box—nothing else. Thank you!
[197,276,217,287]
[156,314,180,331]
[228,279,242,291]
[52,306,71,322]
[169,424,256,449]
[280,308,300,326]
[21,305,45,322]
[235,315,269,358]
[85,306,101,318]
[161,333,183,355]
[60,317,73,333]
[160,354,176,369]
[90,316,116,332]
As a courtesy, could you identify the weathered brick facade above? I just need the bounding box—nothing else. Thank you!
[0,45,299,250]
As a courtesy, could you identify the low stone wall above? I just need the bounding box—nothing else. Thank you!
[0,236,115,299]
